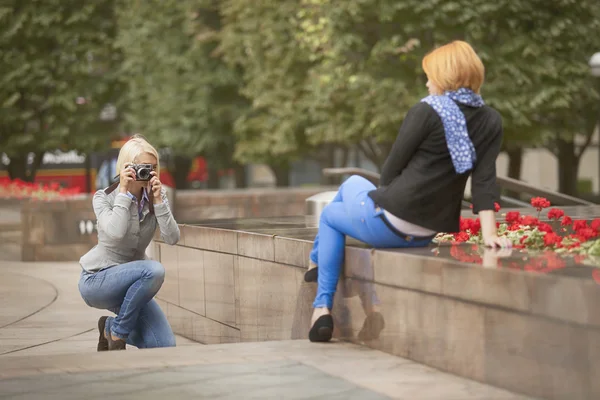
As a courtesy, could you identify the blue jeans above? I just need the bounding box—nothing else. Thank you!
[78,260,176,348]
[310,175,433,309]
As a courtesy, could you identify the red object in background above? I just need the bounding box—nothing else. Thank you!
[0,144,209,193]
[531,197,551,211]
[593,269,600,285]
[547,208,565,220]
[0,171,87,193]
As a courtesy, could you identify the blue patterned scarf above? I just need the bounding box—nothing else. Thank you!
[421,88,484,174]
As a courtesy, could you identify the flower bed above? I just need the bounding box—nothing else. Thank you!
[434,197,600,257]
[0,179,80,201]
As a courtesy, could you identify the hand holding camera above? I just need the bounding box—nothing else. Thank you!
[118,163,159,199]
[118,163,136,194]
[149,171,163,204]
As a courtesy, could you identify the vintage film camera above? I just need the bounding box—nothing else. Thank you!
[131,164,153,181]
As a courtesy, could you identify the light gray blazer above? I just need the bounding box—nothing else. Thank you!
[79,186,180,273]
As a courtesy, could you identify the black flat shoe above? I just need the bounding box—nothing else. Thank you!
[304,267,318,282]
[309,314,334,342]
[358,312,385,341]
[97,316,108,352]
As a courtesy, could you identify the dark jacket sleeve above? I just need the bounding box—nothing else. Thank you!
[380,103,434,186]
[471,113,503,214]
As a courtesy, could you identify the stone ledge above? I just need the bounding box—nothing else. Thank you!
[18,188,330,262]
[157,223,600,329]
[153,218,600,400]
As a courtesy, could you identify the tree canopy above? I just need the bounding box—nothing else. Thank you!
[2,0,599,192]
[0,0,120,180]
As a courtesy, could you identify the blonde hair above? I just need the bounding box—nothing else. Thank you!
[422,41,485,94]
[116,134,160,177]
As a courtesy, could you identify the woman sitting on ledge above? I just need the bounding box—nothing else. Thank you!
[78,135,180,351]
[306,41,511,342]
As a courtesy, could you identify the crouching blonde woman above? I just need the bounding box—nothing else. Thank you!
[78,135,180,351]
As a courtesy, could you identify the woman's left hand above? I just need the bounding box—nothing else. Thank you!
[149,171,163,204]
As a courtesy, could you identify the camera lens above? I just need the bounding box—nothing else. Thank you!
[138,168,150,180]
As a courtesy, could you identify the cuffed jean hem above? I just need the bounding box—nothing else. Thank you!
[106,317,127,341]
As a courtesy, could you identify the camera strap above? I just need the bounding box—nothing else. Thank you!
[104,182,119,195]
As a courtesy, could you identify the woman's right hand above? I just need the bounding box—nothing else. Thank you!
[119,163,135,194]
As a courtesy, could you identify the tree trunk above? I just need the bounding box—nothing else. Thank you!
[6,152,43,182]
[270,162,290,187]
[173,155,192,190]
[206,166,220,189]
[505,146,523,199]
[6,155,29,181]
[340,146,350,169]
[84,153,92,193]
[320,145,337,185]
[556,138,579,196]
[233,163,247,188]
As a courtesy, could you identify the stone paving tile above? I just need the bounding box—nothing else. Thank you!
[0,341,534,399]
[0,361,388,400]
[0,257,533,400]
[0,260,199,358]
[0,272,56,328]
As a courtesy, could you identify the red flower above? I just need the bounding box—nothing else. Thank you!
[459,217,473,232]
[537,223,554,233]
[543,232,561,247]
[521,216,539,227]
[561,216,573,226]
[520,235,529,244]
[547,208,565,220]
[530,197,551,211]
[471,218,481,234]
[591,218,600,232]
[453,232,470,243]
[576,228,596,241]
[573,220,588,231]
[494,202,501,212]
[507,223,521,231]
[459,217,480,235]
[505,211,521,224]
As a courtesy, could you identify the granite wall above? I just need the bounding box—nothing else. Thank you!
[19,187,332,261]
[20,196,97,262]
[153,223,600,400]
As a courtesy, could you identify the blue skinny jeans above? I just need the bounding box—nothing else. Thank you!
[78,260,176,348]
[310,175,433,309]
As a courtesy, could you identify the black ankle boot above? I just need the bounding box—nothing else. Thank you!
[309,314,334,342]
[97,316,108,352]
[106,329,126,351]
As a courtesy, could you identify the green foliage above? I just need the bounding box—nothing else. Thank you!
[220,0,600,168]
[0,0,120,160]
[219,0,315,165]
[2,0,599,185]
[116,0,246,167]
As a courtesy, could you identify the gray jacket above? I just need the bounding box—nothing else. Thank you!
[80,186,180,272]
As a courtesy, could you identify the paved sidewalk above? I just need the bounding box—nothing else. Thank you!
[0,260,196,356]
[0,257,533,399]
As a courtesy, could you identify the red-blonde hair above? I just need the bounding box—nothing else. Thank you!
[422,41,485,94]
